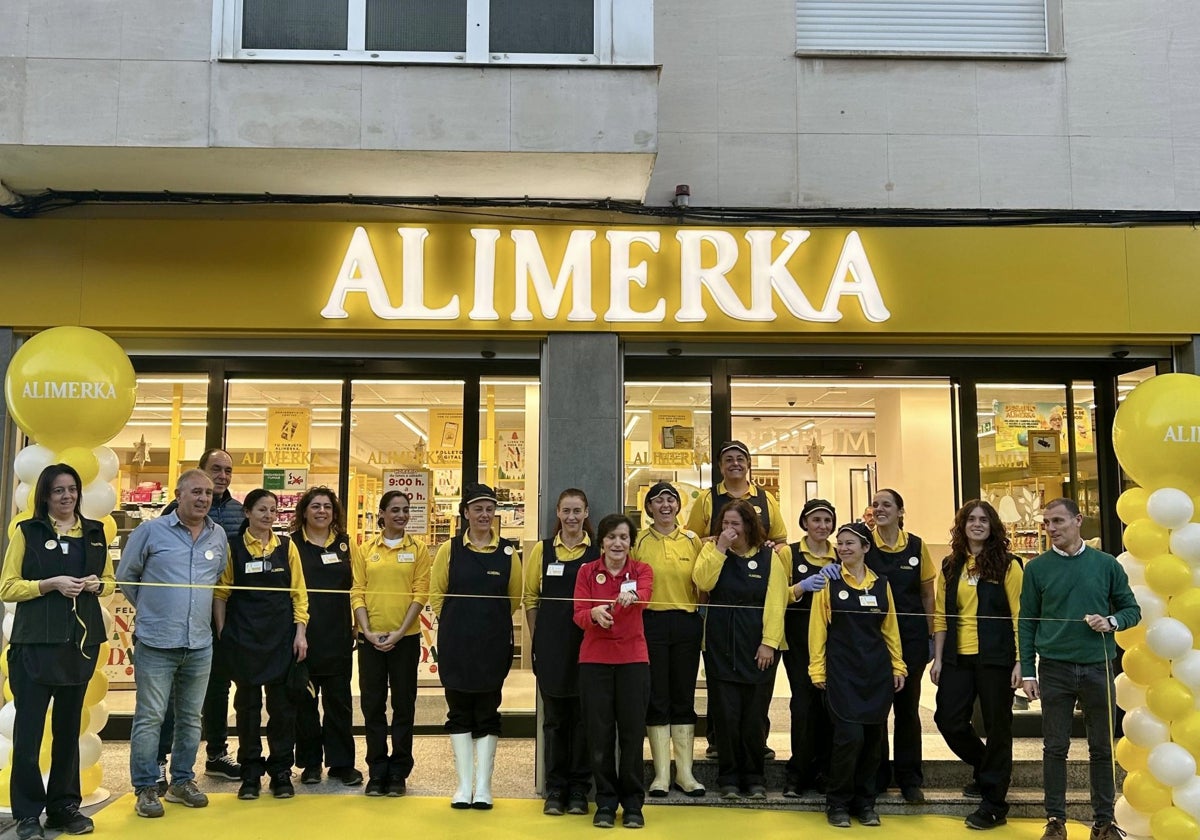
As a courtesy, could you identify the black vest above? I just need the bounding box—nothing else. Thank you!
[437,537,515,693]
[295,532,353,676]
[11,518,107,647]
[223,531,294,686]
[825,574,894,725]
[784,540,831,656]
[866,532,927,652]
[704,545,775,685]
[708,485,771,537]
[941,555,1021,668]
[531,537,600,697]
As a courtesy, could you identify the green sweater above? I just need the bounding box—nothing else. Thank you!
[1018,544,1140,678]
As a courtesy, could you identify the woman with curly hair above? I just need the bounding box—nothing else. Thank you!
[930,500,1024,830]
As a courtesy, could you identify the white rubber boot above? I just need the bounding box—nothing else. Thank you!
[472,735,498,809]
[671,724,706,797]
[647,725,672,797]
[450,733,474,809]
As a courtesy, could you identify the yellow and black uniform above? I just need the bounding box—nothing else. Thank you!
[292,529,356,775]
[932,554,1023,819]
[350,531,431,785]
[0,517,114,822]
[809,564,906,816]
[781,537,836,792]
[215,526,309,782]
[693,541,788,792]
[524,534,599,800]
[865,527,935,793]
[636,525,704,727]
[430,530,522,737]
[685,482,788,543]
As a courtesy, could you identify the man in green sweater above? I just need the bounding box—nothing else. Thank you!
[1019,498,1140,840]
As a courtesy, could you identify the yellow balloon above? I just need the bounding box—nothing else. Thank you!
[2,326,137,451]
[1148,677,1196,721]
[1119,487,1152,525]
[1172,710,1200,756]
[3,678,13,702]
[0,766,11,808]
[98,642,111,667]
[6,510,32,540]
[1125,769,1175,813]
[1114,374,1200,497]
[1170,591,1200,639]
[1125,644,1173,686]
[57,447,99,486]
[1147,553,1193,597]
[77,705,91,737]
[1127,519,1172,560]
[1116,624,1148,650]
[1152,807,1200,840]
[1116,736,1151,772]
[100,515,117,545]
[80,763,102,796]
[0,652,8,678]
[84,670,109,706]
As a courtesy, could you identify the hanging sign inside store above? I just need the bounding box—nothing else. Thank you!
[383,469,430,533]
[1027,430,1061,477]
[651,410,696,467]
[265,407,312,467]
[498,432,525,480]
[428,410,463,466]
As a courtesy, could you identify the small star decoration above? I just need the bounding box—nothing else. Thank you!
[806,438,825,468]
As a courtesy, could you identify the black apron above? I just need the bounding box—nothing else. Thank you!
[708,485,772,537]
[866,533,927,658]
[825,575,894,725]
[784,541,829,661]
[295,533,353,677]
[704,545,774,685]
[223,532,295,686]
[532,538,600,698]
[437,537,516,693]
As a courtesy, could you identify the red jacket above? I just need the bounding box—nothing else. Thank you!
[573,556,653,665]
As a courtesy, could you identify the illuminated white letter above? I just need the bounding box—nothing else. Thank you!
[469,229,502,321]
[675,231,751,322]
[393,228,459,319]
[816,231,891,323]
[605,231,665,322]
[510,229,597,322]
[320,226,403,319]
[745,230,826,322]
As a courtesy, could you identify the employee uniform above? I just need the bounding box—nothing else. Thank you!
[809,566,906,817]
[781,537,835,792]
[430,531,522,736]
[0,518,114,824]
[933,554,1023,820]
[685,482,788,543]
[292,529,355,775]
[693,541,788,791]
[866,527,934,792]
[524,534,599,800]
[215,527,309,782]
[351,532,431,784]
[573,556,654,818]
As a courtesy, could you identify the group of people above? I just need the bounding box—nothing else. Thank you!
[0,439,1141,840]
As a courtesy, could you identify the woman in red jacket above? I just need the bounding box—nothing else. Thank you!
[573,513,654,830]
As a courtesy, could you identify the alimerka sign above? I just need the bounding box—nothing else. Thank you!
[320,226,890,327]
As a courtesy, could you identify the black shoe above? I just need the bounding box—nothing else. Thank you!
[1042,818,1068,840]
[746,784,767,800]
[364,778,387,797]
[16,818,45,840]
[764,748,776,761]
[623,810,645,829]
[963,781,983,799]
[901,786,926,804]
[827,810,852,828]
[544,792,565,816]
[1091,822,1127,840]
[155,760,168,796]
[781,779,801,798]
[966,809,1008,830]
[705,744,719,759]
[269,772,295,799]
[567,792,590,815]
[594,808,616,829]
[205,751,242,781]
[859,808,882,827]
[329,766,364,786]
[718,785,740,800]
[385,776,406,797]
[237,779,261,800]
[300,766,322,785]
[46,804,94,835]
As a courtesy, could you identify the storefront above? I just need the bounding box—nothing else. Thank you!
[1,218,1196,737]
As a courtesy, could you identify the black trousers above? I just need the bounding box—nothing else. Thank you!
[782,642,831,786]
[708,673,774,789]
[9,655,85,820]
[233,681,297,777]
[644,610,703,726]
[827,714,883,814]
[201,648,232,758]
[295,665,355,771]
[877,644,926,790]
[579,663,649,814]
[357,634,419,780]
[445,688,503,738]
[541,691,590,797]
[934,655,1014,816]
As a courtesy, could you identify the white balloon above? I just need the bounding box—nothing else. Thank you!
[13,483,31,513]
[77,732,102,768]
[1117,794,1155,835]
[0,704,15,740]
[1173,524,1200,565]
[13,444,55,485]
[1117,673,1149,711]
[79,480,116,520]
[93,446,120,483]
[1174,651,1200,689]
[1149,489,1196,531]
[1151,742,1198,787]
[2,611,13,641]
[1133,585,1168,623]
[1121,554,1148,587]
[101,607,114,638]
[1125,706,1172,748]
[0,735,10,770]
[85,700,109,735]
[1148,617,1196,660]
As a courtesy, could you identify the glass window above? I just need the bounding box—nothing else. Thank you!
[366,0,467,52]
[243,0,349,50]
[489,0,594,54]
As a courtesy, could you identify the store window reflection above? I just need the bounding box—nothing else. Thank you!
[622,381,712,526]
[477,377,540,550]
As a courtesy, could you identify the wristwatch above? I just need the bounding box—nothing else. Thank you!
[1107,615,1118,632]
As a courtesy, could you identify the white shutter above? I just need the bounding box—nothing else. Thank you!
[796,0,1048,55]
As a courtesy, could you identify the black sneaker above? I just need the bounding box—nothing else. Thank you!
[764,748,776,761]
[859,808,881,827]
[623,810,645,829]
[746,784,767,800]
[544,792,565,816]
[155,760,168,796]
[205,752,242,781]
[966,809,1008,830]
[16,818,44,840]
[1091,822,1127,840]
[827,809,852,828]
[329,766,364,786]
[567,792,590,815]
[963,781,983,799]
[718,785,740,800]
[270,772,295,799]
[237,778,261,800]
[365,778,387,796]
[300,766,322,785]
[901,786,926,804]
[1042,818,1068,840]
[593,808,616,829]
[705,744,718,759]
[385,776,406,797]
[781,778,802,798]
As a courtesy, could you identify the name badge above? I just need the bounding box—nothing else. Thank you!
[59,541,69,555]
[859,594,879,607]
[245,561,264,574]
[397,552,415,564]
[747,560,758,570]
[321,552,340,565]
[44,539,58,550]
[204,550,214,560]
[546,563,565,577]
[620,579,638,594]
[797,564,808,573]
[967,575,980,587]
[908,557,920,568]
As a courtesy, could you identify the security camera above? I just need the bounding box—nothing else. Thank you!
[1112,348,1130,359]
[481,349,496,359]
[787,398,796,407]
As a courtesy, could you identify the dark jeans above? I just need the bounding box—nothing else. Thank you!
[1039,658,1116,823]
[708,673,775,789]
[827,715,883,814]
[541,691,590,797]
[644,610,702,726]
[877,645,926,790]
[444,688,503,738]
[934,655,1014,816]
[358,634,419,780]
[579,663,650,815]
[782,642,831,787]
[202,647,232,758]
[233,681,297,778]
[8,655,85,820]
[295,668,355,771]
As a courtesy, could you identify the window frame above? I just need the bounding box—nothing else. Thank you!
[218,0,615,65]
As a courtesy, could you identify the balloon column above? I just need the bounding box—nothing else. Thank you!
[1,327,137,808]
[1112,374,1200,840]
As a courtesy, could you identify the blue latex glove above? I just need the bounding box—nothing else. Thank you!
[819,564,842,581]
[798,573,827,594]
